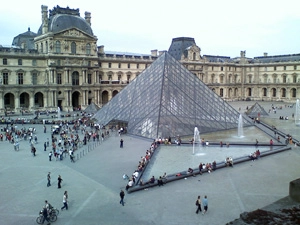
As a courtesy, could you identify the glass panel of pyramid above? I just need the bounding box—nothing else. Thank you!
[92,52,252,139]
[246,102,269,117]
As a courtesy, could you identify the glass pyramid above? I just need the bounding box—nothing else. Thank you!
[92,52,252,139]
[246,102,269,117]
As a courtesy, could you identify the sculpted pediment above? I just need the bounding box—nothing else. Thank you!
[56,28,94,39]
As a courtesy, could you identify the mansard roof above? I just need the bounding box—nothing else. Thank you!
[11,28,37,50]
[37,6,94,36]
[168,37,197,60]
[254,54,300,63]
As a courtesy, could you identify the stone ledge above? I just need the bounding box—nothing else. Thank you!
[128,146,292,193]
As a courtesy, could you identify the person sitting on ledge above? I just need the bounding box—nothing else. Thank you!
[145,176,155,185]
[139,179,144,186]
[157,176,164,186]
[255,149,261,159]
[126,179,134,191]
[212,161,217,171]
[187,167,194,175]
[249,152,257,161]
[225,157,233,167]
[206,163,212,173]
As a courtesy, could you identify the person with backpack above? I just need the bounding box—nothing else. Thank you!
[195,195,202,214]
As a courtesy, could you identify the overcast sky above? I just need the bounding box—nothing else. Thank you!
[0,0,299,58]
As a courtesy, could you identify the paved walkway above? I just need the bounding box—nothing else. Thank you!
[0,101,300,225]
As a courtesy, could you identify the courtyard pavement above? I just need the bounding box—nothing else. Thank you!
[0,101,300,225]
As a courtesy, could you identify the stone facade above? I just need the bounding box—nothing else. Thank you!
[0,5,299,114]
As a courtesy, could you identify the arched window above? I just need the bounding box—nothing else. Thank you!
[193,52,196,60]
[86,43,91,55]
[71,42,76,54]
[263,88,267,97]
[55,41,61,53]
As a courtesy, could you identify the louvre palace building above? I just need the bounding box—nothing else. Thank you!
[0,5,300,113]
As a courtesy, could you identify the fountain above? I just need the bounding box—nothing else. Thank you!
[238,114,244,137]
[295,99,300,126]
[192,127,201,155]
[57,107,61,118]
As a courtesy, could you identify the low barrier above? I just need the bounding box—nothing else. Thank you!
[127,145,292,193]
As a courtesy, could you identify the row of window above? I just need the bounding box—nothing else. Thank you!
[211,65,298,72]
[36,41,92,55]
[103,62,149,69]
[218,87,297,98]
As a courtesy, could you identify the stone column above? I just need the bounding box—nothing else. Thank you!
[0,91,3,109]
[29,91,35,110]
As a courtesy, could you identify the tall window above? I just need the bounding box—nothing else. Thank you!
[87,73,92,84]
[137,63,139,69]
[3,72,8,85]
[71,42,76,54]
[127,63,130,69]
[57,73,62,84]
[55,41,61,53]
[263,88,267,97]
[18,59,22,65]
[32,59,37,66]
[32,73,37,85]
[72,72,79,85]
[294,65,297,70]
[86,43,91,55]
[292,88,296,97]
[18,73,23,84]
[108,63,112,68]
[293,75,297,83]
[3,58,7,65]
[118,63,121,69]
[283,75,287,83]
[127,74,131,82]
[41,43,43,53]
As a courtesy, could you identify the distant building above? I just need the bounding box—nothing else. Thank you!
[0,5,299,114]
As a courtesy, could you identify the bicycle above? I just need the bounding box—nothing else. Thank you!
[36,209,57,224]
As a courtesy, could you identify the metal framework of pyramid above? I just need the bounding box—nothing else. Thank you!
[92,52,252,139]
[246,102,269,117]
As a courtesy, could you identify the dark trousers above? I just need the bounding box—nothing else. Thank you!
[61,202,68,210]
[196,204,202,213]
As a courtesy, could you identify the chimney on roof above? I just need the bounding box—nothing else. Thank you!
[41,5,48,34]
[264,52,268,57]
[151,49,158,57]
[98,45,104,54]
[85,12,91,26]
[159,50,167,56]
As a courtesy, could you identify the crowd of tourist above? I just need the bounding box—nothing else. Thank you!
[124,141,157,191]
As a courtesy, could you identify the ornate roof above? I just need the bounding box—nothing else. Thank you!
[37,6,94,36]
[12,27,37,49]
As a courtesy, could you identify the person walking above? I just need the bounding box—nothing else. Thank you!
[119,190,125,206]
[202,195,208,214]
[195,195,202,214]
[120,139,124,148]
[47,172,51,187]
[49,151,53,161]
[41,206,51,225]
[61,191,68,210]
[44,142,47,151]
[58,175,63,189]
